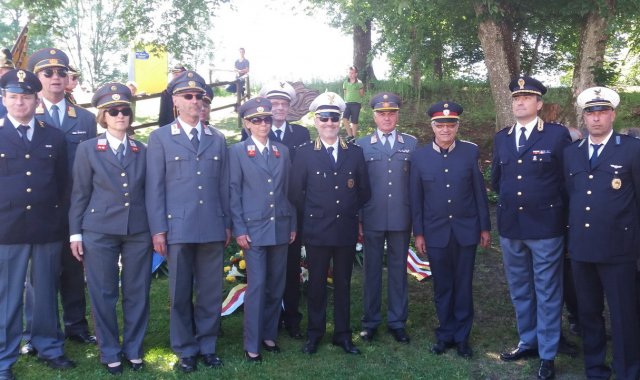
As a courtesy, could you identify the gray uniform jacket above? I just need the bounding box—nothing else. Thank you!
[69,134,149,236]
[229,138,296,246]
[146,122,231,244]
[356,132,417,231]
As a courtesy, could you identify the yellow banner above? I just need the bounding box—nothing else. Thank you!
[129,44,167,94]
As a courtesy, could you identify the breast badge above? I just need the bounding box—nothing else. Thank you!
[347,179,355,188]
[611,178,622,190]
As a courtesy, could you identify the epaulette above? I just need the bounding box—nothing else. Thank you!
[504,124,515,135]
[339,137,348,149]
[37,120,46,128]
[459,139,478,146]
[0,118,4,127]
[577,139,586,148]
[297,140,313,149]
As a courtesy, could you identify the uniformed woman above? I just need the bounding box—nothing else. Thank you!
[68,83,152,375]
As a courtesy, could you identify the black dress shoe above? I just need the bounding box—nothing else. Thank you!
[105,362,123,375]
[0,369,15,380]
[39,355,76,369]
[431,340,454,355]
[201,353,223,368]
[500,346,538,361]
[302,339,318,354]
[331,339,361,355]
[538,359,555,380]
[262,342,281,353]
[66,332,97,344]
[456,342,473,358]
[244,351,262,363]
[176,356,197,373]
[359,328,377,342]
[388,328,410,343]
[127,359,144,371]
[20,341,37,355]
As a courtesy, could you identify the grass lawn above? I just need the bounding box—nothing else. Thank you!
[12,230,587,379]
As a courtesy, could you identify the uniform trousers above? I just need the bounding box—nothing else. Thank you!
[361,229,410,330]
[0,242,64,370]
[305,245,355,342]
[168,242,223,358]
[572,260,640,380]
[428,236,477,344]
[83,231,152,364]
[244,244,287,353]
[281,234,303,331]
[500,236,564,360]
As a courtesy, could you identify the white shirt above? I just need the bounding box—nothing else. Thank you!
[588,129,613,159]
[250,136,270,155]
[321,139,339,162]
[272,123,286,139]
[377,129,396,148]
[7,115,35,140]
[515,117,538,150]
[177,117,202,141]
[41,97,66,126]
[105,131,127,156]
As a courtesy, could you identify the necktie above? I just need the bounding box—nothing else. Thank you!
[275,129,282,141]
[17,125,30,148]
[517,127,527,152]
[51,104,61,129]
[190,128,199,151]
[383,133,392,152]
[263,147,269,162]
[116,143,125,163]
[327,146,336,167]
[590,144,602,169]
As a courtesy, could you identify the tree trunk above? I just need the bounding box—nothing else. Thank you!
[474,2,519,131]
[408,26,422,95]
[353,19,376,85]
[570,0,614,129]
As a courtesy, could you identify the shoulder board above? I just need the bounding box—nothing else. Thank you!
[35,103,45,114]
[0,118,4,127]
[577,139,586,148]
[297,140,313,149]
[67,105,77,118]
[459,139,477,146]
[339,138,348,149]
[37,120,46,128]
[504,124,515,135]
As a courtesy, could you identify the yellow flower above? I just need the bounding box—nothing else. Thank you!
[327,277,333,285]
[239,250,244,257]
[239,260,246,270]
[225,275,236,283]
[223,266,231,273]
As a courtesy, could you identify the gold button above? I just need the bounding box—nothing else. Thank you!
[26,188,32,193]
[25,154,30,159]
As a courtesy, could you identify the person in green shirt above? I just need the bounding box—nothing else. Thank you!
[342,66,365,142]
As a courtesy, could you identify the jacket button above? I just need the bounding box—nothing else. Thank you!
[585,223,590,228]
[587,190,592,195]
[124,202,130,207]
[26,188,32,193]
[26,205,31,210]
[25,154,30,159]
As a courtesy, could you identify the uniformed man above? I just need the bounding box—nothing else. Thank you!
[564,87,640,380]
[356,92,416,344]
[158,63,187,127]
[289,92,371,356]
[146,70,231,373]
[22,48,97,354]
[0,69,74,379]
[0,48,15,118]
[411,101,491,358]
[230,97,296,361]
[200,84,213,126]
[259,81,310,338]
[64,65,80,105]
[491,76,571,380]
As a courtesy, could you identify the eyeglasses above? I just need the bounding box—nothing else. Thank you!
[247,116,273,125]
[106,107,133,117]
[42,68,68,78]
[180,93,204,100]
[316,112,340,123]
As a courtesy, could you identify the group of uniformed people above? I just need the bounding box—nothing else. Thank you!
[1,43,639,380]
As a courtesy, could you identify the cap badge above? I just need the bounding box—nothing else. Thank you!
[188,81,195,87]
[444,103,449,108]
[327,93,335,104]
[16,70,26,83]
[383,94,388,100]
[49,59,58,64]
[518,78,525,89]
[443,109,450,116]
[111,85,118,91]
[383,102,390,108]
[112,94,120,100]
[257,106,264,113]
[279,82,285,88]
[187,72,194,78]
[49,49,56,55]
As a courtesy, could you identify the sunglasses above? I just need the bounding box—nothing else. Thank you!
[316,113,340,123]
[42,68,68,78]
[106,107,133,117]
[180,93,204,100]
[246,116,273,125]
